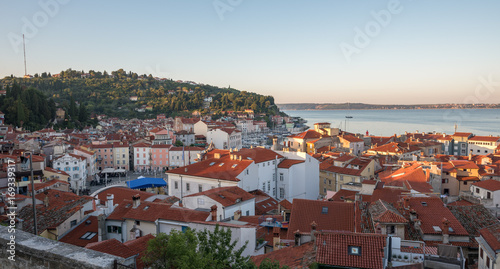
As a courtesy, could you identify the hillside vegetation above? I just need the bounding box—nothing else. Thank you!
[0,69,280,129]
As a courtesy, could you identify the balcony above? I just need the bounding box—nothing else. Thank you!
[258,216,288,229]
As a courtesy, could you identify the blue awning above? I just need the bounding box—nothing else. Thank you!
[127,177,166,189]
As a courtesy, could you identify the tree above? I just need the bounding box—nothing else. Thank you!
[142,225,253,269]
[142,229,205,269]
[174,140,184,147]
[257,259,290,269]
[78,103,88,123]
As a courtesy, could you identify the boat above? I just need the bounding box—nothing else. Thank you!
[345,116,353,119]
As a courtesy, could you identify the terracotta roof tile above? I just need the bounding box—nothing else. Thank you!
[479,223,500,251]
[316,232,386,269]
[59,216,98,247]
[167,154,252,182]
[185,186,254,207]
[96,187,156,206]
[287,199,355,239]
[471,179,500,191]
[406,196,468,236]
[278,159,304,169]
[288,130,322,140]
[85,238,136,259]
[251,242,314,268]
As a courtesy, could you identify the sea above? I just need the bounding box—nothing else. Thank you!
[282,109,500,137]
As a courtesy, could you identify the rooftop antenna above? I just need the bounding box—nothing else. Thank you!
[454,123,457,133]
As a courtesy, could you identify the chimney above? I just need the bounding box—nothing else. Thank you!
[294,230,301,246]
[273,227,281,251]
[414,219,421,231]
[234,210,241,221]
[310,221,317,243]
[44,195,49,207]
[409,209,418,221]
[210,204,218,221]
[106,194,115,212]
[442,218,450,244]
[469,149,473,161]
[97,214,107,241]
[214,153,220,159]
[403,197,410,209]
[239,155,242,161]
[132,194,141,208]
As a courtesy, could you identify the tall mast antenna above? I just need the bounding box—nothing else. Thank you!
[23,34,27,76]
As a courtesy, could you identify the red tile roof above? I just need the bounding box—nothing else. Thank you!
[185,186,254,207]
[288,129,322,140]
[278,159,304,169]
[85,239,136,259]
[230,148,283,164]
[109,200,209,223]
[287,199,355,239]
[469,136,500,142]
[452,132,473,138]
[133,142,152,148]
[450,160,479,170]
[279,199,293,210]
[123,234,155,269]
[406,196,468,236]
[167,154,253,182]
[59,216,98,247]
[472,179,500,192]
[369,200,408,224]
[479,223,500,252]
[340,134,364,143]
[370,188,408,205]
[316,232,387,269]
[96,187,156,206]
[251,242,314,268]
[249,190,279,215]
[330,189,358,202]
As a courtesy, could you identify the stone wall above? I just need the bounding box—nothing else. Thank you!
[0,225,124,269]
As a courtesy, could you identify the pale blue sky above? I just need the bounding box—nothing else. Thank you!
[1,0,500,104]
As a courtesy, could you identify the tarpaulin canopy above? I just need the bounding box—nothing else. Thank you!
[127,177,166,189]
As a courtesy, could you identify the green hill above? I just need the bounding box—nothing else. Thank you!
[0,69,280,129]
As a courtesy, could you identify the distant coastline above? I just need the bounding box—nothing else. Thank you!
[278,103,500,111]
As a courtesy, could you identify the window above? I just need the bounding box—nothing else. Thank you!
[480,247,483,259]
[186,183,190,191]
[348,246,361,256]
[262,183,265,190]
[267,182,270,191]
[246,210,249,216]
[135,220,140,226]
[476,188,480,194]
[487,256,490,268]
[321,207,328,214]
[199,184,203,192]
[197,198,204,205]
[442,178,448,184]
[70,220,77,227]
[280,173,284,181]
[175,181,178,189]
[386,225,395,234]
[107,226,122,234]
[80,232,97,240]
[273,188,276,196]
[280,188,284,199]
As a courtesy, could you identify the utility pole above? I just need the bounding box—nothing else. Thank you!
[26,151,37,235]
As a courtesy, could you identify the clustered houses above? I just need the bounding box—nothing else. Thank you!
[166,147,319,202]
[4,108,500,268]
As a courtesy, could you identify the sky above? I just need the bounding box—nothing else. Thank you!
[1,0,500,104]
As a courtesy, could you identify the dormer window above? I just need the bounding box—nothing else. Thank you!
[348,246,361,256]
[322,207,328,214]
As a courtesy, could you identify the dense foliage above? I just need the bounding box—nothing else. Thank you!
[0,84,55,131]
[142,225,289,269]
[1,69,279,120]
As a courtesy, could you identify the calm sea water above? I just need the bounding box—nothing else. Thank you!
[283,109,500,137]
